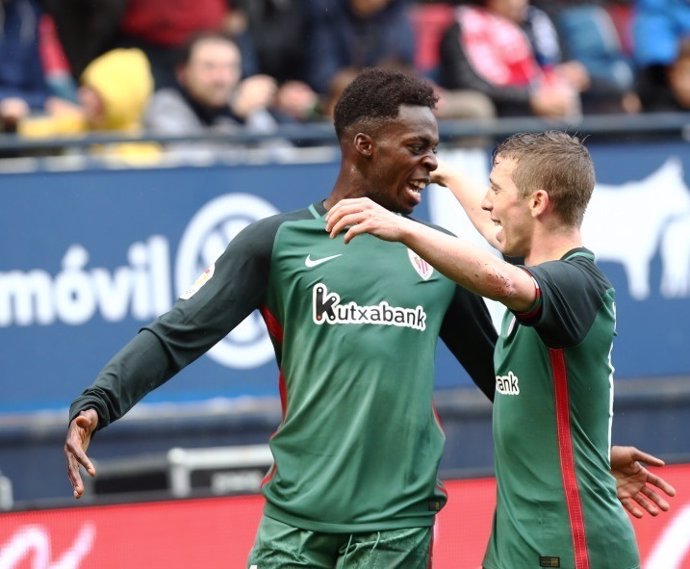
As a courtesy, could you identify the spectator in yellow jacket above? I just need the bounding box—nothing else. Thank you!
[19,47,160,163]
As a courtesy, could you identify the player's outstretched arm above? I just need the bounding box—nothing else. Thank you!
[610,445,676,518]
[326,197,537,312]
[64,409,99,499]
[431,159,497,247]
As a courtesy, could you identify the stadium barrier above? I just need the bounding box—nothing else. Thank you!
[85,444,273,499]
[1,463,689,568]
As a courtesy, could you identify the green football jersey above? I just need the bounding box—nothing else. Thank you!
[71,201,497,533]
[483,249,639,569]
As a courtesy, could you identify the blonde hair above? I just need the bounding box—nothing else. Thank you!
[493,131,595,226]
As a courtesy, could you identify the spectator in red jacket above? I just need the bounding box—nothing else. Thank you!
[439,0,583,118]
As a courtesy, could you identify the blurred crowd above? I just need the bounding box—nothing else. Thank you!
[1,0,689,160]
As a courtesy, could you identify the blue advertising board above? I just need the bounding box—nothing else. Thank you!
[1,140,689,415]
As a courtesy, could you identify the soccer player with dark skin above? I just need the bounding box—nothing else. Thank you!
[66,71,673,568]
[326,130,676,568]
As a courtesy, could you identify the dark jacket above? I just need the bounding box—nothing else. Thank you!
[0,0,51,110]
[305,0,416,94]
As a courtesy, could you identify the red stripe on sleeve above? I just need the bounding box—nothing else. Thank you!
[258,306,286,488]
[278,370,287,421]
[260,305,284,343]
[549,348,591,569]
[261,370,287,488]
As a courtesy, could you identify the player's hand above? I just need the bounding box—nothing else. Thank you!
[610,445,676,518]
[429,158,454,188]
[325,197,412,244]
[64,409,99,499]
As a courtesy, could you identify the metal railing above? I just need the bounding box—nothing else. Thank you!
[0,112,688,155]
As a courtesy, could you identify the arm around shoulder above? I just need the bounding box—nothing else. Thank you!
[432,158,497,246]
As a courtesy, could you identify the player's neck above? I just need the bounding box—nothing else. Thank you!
[524,227,582,266]
[325,171,370,210]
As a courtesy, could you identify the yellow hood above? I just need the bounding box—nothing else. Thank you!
[81,48,153,131]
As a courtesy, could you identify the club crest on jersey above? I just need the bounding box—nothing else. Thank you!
[407,249,434,280]
[180,264,215,300]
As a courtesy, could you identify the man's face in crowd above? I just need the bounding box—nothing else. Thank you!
[180,39,242,108]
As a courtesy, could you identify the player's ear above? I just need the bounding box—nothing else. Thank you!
[353,133,373,157]
[530,189,549,217]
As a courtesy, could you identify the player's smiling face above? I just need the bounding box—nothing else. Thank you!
[483,155,534,257]
[365,104,439,215]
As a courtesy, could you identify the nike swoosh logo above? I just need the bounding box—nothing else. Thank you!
[305,254,342,268]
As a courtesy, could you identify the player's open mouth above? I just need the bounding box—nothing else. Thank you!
[407,179,428,196]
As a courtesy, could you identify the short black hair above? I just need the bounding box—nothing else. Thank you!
[333,68,438,141]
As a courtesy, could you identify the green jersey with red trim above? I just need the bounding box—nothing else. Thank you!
[483,248,639,569]
[70,201,497,533]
